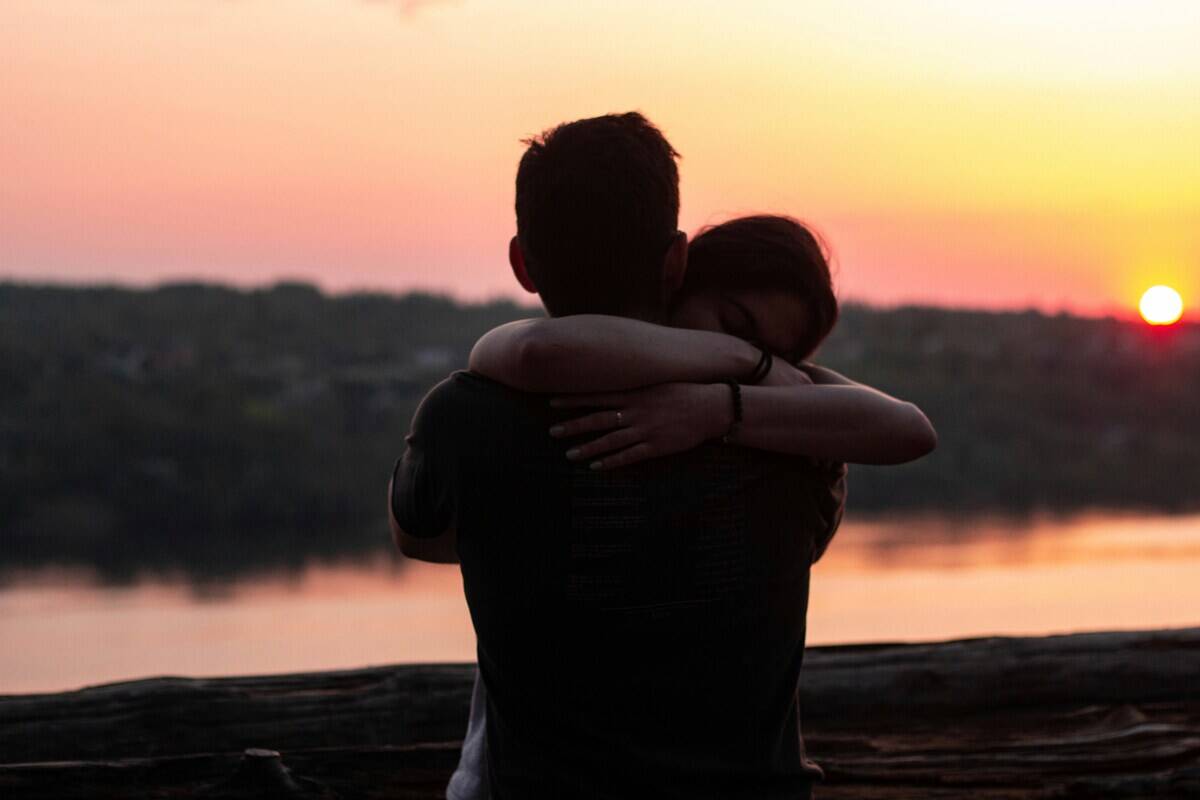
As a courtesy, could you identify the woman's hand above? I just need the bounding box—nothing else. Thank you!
[548,383,733,470]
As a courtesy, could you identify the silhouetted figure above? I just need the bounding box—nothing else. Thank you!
[391,113,846,799]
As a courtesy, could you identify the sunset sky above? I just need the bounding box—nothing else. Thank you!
[2,1,1198,316]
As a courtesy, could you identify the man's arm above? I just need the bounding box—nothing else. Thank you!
[388,474,459,563]
[388,382,460,564]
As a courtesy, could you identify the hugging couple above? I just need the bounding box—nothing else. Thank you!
[389,111,936,799]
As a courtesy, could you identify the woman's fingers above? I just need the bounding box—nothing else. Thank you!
[592,442,656,470]
[549,392,628,409]
[565,427,644,462]
[550,409,629,438]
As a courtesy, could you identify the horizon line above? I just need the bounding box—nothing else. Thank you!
[0,275,1173,325]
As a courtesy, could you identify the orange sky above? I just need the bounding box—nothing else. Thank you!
[2,1,1198,315]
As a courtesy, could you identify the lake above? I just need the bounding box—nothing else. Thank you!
[2,511,1198,695]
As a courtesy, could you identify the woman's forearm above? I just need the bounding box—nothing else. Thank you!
[468,315,761,392]
[729,384,937,465]
[798,362,858,386]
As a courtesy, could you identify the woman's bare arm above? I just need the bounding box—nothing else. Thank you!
[797,362,858,386]
[470,316,935,465]
[730,382,937,465]
[550,362,937,468]
[468,316,762,392]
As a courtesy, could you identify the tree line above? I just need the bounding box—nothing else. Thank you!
[2,282,1197,580]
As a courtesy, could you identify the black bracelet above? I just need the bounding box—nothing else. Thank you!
[721,379,743,444]
[743,348,773,385]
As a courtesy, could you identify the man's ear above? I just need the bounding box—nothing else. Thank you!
[660,230,688,301]
[508,236,538,294]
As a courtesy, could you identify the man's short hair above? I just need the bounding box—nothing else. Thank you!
[515,112,680,317]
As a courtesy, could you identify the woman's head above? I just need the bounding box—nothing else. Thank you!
[670,215,838,362]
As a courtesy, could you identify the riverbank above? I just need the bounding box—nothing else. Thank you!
[2,627,1198,798]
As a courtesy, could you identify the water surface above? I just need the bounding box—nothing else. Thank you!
[2,512,1198,694]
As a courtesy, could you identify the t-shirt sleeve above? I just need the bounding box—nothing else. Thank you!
[811,460,847,564]
[390,381,458,539]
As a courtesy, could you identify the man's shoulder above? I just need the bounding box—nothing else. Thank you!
[412,370,543,432]
[419,370,530,408]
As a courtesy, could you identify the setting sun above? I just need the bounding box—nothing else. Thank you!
[1139,285,1184,326]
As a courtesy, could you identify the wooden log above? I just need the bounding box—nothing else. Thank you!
[801,626,1200,718]
[0,663,478,763]
[2,628,1199,798]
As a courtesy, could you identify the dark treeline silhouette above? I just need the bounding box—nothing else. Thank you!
[3,282,1198,581]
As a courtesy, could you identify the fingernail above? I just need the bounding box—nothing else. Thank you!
[566,448,581,460]
[589,461,603,470]
[549,425,564,436]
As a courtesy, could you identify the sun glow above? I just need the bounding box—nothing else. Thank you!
[2,1,1200,309]
[1139,286,1184,326]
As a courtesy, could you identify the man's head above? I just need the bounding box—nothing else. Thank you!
[509,112,686,319]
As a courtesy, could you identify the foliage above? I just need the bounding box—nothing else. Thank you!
[2,282,1197,579]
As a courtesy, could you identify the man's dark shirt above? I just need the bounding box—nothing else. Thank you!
[392,371,844,799]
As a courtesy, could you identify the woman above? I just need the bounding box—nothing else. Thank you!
[472,214,935,469]
[447,215,937,800]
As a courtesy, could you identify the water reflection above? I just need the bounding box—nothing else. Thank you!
[2,512,1198,694]
[823,511,1200,570]
[806,511,1200,647]
[0,525,392,590]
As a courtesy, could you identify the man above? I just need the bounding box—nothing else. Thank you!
[390,112,832,798]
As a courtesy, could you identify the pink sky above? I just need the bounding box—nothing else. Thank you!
[2,1,1198,317]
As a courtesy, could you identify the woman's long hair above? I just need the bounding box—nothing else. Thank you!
[684,215,838,360]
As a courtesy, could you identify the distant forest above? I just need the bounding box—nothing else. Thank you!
[3,282,1199,580]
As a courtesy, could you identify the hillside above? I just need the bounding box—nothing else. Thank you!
[3,282,1198,579]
